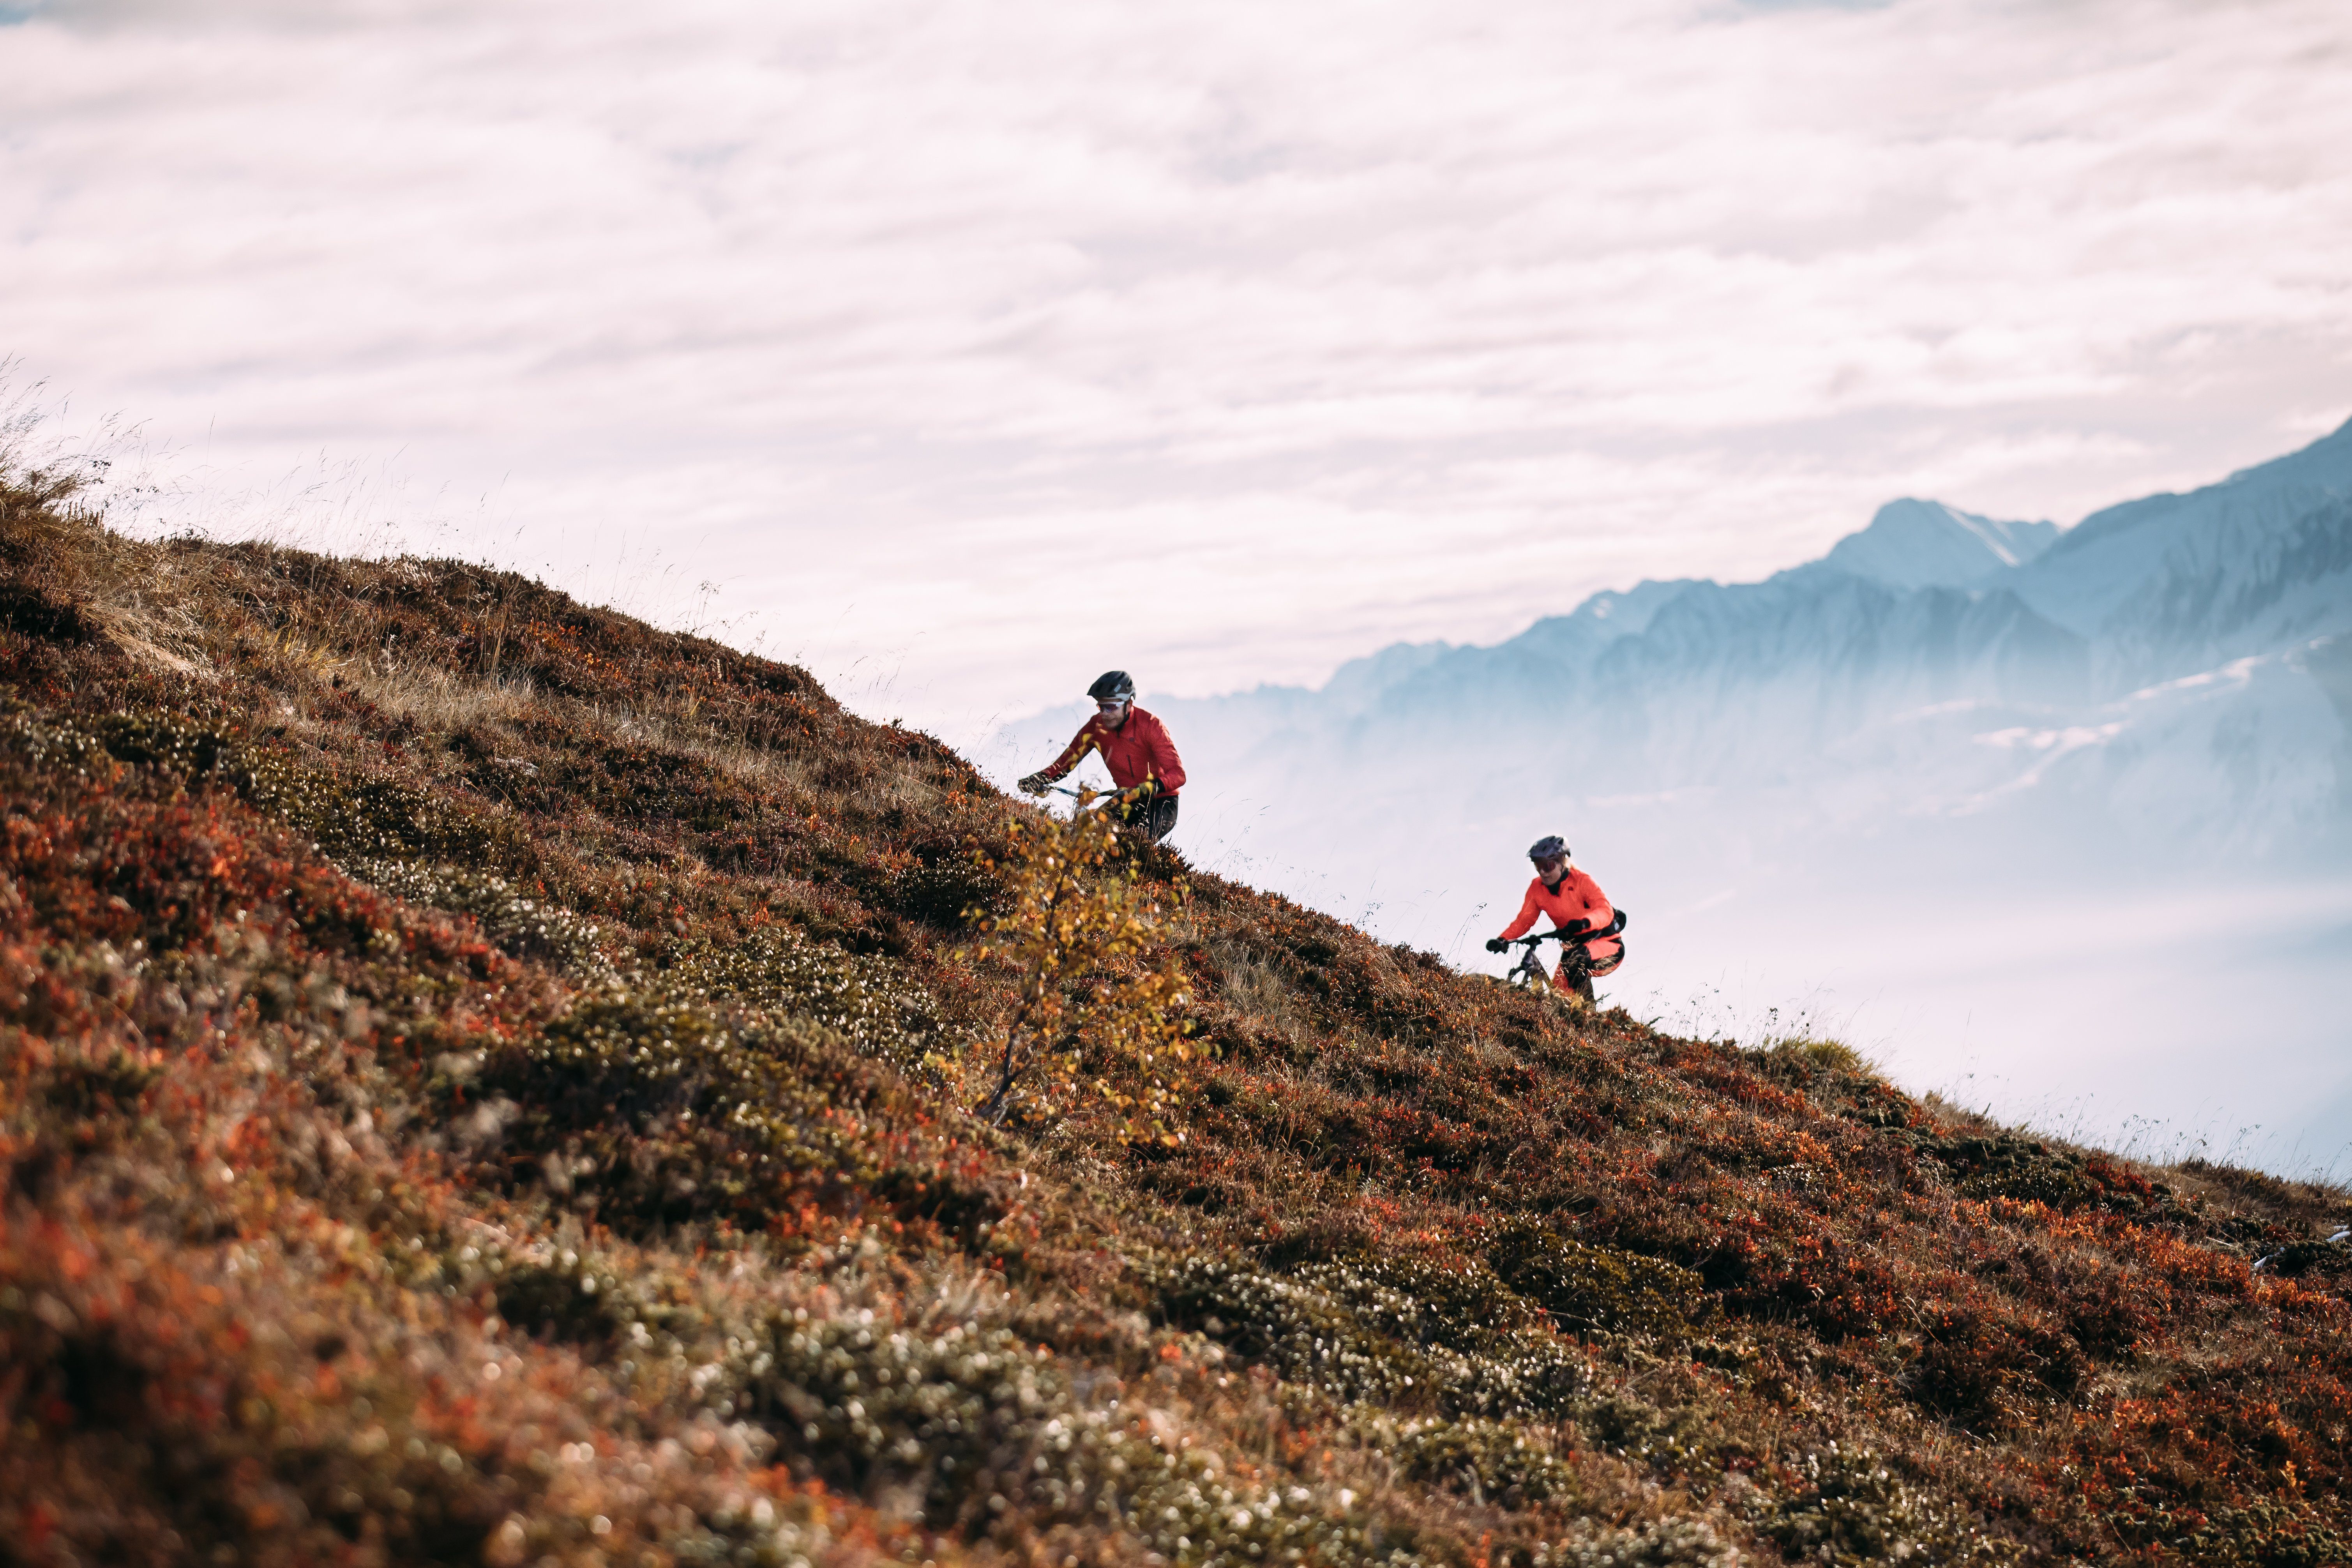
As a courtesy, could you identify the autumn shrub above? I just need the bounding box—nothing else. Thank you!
[960,798,1195,1132]
[1761,1036,1870,1076]
[465,998,976,1240]
[1911,1130,2145,1211]
[884,853,1008,931]
[1899,1308,2087,1430]
[2264,1238,2352,1280]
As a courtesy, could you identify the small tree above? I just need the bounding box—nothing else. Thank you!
[962,792,1194,1134]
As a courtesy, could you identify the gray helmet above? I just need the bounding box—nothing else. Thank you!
[1527,835,1569,862]
[1088,670,1135,704]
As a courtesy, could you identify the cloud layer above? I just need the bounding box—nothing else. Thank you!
[5,0,2349,730]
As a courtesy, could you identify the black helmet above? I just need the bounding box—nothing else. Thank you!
[1088,670,1136,704]
[1527,835,1569,862]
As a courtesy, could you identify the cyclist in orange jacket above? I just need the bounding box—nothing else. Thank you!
[1016,670,1187,843]
[1486,835,1623,1003]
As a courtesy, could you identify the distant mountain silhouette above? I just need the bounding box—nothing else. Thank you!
[999,417,2352,861]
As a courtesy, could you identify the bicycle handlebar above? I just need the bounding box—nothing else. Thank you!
[1509,909,1628,946]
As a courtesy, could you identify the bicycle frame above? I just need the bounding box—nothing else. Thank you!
[1052,783,1133,811]
[1503,911,1627,989]
[1049,783,1160,830]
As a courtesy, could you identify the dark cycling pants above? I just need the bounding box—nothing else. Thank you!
[1109,794,1178,843]
[1135,795,1178,844]
[1089,794,1178,842]
[1556,943,1619,1004]
[1553,952,1596,1004]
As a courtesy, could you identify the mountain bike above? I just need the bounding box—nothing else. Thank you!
[1503,909,1629,999]
[1051,782,1141,813]
[1050,782,1178,844]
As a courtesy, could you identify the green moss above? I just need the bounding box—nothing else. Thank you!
[474,999,885,1223]
[1910,1132,2118,1209]
[2172,1498,2352,1567]
[37,1047,162,1117]
[1156,1253,1593,1419]
[240,749,522,866]
[493,1256,636,1346]
[717,1302,1438,1568]
[1526,1519,1737,1568]
[1370,1414,1581,1508]
[92,710,239,776]
[1576,1395,1736,1475]
[1760,1444,2020,1566]
[886,856,1005,929]
[449,1241,1441,1568]
[453,926,975,1236]
[44,705,529,872]
[1487,1224,1710,1342]
[659,927,952,1072]
[1160,1256,1439,1407]
[349,857,609,976]
[2,707,135,780]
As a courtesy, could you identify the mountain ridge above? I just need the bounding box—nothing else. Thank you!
[1008,421,2352,863]
[2047,415,2352,565]
[1821,500,2059,591]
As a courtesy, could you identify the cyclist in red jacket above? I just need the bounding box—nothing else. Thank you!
[1486,835,1623,1003]
[1017,670,1187,843]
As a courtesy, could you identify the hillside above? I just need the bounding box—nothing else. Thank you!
[4,462,2352,1568]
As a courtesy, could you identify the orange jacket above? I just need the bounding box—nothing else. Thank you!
[1497,868,1621,962]
[1041,705,1187,796]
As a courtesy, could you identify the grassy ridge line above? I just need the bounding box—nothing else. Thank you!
[1,476,2348,1566]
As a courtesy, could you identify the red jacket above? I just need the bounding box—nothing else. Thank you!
[1042,705,1187,796]
[1497,868,1621,962]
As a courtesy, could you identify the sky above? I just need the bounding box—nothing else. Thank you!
[5,0,2351,739]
